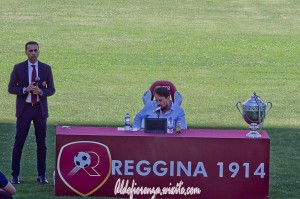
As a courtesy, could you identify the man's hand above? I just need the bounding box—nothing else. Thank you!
[26,82,35,93]
[32,85,42,95]
[27,82,42,95]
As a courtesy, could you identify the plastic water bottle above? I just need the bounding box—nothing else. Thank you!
[124,113,131,130]
[53,171,55,186]
[141,118,145,129]
[167,117,173,133]
[176,121,181,134]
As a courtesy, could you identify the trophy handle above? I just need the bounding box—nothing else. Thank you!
[265,101,272,116]
[236,102,243,117]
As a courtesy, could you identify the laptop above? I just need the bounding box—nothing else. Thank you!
[144,118,167,133]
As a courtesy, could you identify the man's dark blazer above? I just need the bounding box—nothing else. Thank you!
[8,60,55,118]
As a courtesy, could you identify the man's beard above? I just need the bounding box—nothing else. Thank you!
[160,103,169,111]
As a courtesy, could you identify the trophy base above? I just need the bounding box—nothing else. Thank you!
[246,123,261,138]
[246,131,261,138]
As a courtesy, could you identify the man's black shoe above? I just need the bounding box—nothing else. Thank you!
[37,176,49,184]
[11,176,20,184]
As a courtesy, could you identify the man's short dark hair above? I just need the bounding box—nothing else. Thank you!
[154,86,170,98]
[25,41,39,50]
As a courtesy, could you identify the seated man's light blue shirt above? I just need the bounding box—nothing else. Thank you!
[133,101,187,129]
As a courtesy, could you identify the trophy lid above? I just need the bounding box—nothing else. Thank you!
[243,92,266,108]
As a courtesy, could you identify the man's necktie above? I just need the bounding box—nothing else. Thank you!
[31,65,37,105]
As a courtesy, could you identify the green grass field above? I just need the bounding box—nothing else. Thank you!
[0,0,299,198]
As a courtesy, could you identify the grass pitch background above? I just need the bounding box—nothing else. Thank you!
[0,0,299,198]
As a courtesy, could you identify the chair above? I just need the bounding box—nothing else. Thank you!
[142,80,183,106]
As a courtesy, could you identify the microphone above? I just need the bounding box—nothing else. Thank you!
[153,107,161,118]
[35,76,40,87]
[30,76,40,94]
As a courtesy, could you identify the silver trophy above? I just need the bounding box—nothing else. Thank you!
[236,92,272,138]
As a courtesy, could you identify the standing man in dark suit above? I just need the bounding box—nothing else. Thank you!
[8,41,55,184]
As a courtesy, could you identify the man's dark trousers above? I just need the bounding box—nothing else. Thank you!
[12,103,47,178]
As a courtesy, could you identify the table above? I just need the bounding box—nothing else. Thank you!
[55,126,270,198]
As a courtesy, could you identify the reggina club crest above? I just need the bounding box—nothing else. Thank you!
[57,141,112,196]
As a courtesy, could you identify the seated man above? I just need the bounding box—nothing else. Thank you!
[133,86,187,130]
[0,171,16,199]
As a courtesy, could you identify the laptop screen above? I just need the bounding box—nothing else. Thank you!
[144,118,167,133]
